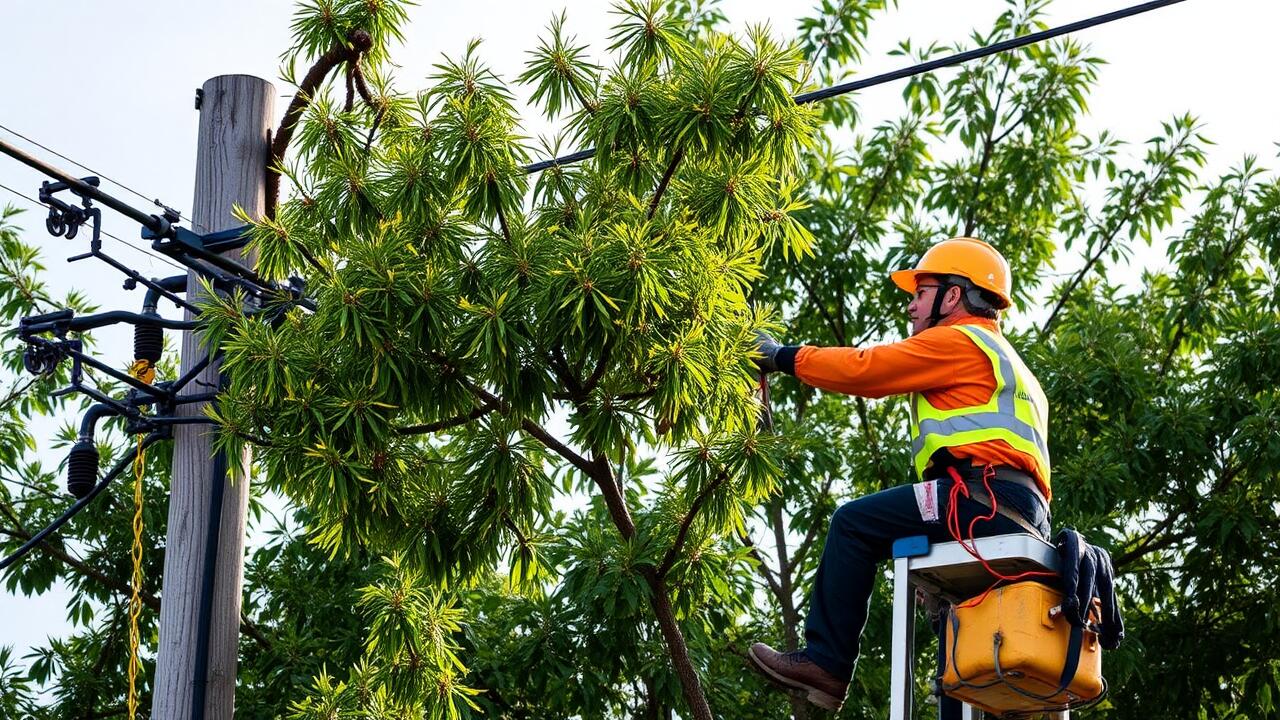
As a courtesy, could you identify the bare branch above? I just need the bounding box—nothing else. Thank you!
[648,147,685,220]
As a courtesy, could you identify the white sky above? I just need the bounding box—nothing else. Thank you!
[1,0,1277,676]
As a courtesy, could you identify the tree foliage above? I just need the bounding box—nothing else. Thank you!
[2,1,1279,718]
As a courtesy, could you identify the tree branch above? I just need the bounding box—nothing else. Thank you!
[266,29,374,218]
[583,339,614,393]
[1040,128,1194,336]
[0,516,274,652]
[0,253,53,311]
[351,61,377,108]
[396,403,496,435]
[791,475,836,573]
[1115,461,1243,569]
[766,501,801,643]
[0,476,61,502]
[659,469,730,577]
[962,56,1014,237]
[344,64,356,112]
[736,529,784,599]
[458,376,635,539]
[795,267,846,345]
[502,513,530,548]
[362,104,387,156]
[648,147,685,220]
[494,197,512,244]
[1158,184,1251,377]
[990,70,1064,147]
[550,345,586,399]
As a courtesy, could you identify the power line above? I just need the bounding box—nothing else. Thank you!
[0,121,205,232]
[523,0,1187,173]
[0,180,187,272]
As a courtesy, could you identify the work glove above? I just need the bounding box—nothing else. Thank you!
[753,331,784,374]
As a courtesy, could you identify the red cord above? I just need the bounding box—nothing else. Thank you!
[944,466,1055,608]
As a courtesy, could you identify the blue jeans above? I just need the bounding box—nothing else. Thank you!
[803,477,1051,684]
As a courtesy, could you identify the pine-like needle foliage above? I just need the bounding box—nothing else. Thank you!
[210,1,817,716]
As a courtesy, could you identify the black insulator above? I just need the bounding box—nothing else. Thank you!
[134,318,163,364]
[67,440,99,499]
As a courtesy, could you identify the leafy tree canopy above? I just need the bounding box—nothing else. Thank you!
[2,1,1278,718]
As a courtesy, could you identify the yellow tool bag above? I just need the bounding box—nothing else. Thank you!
[939,580,1105,716]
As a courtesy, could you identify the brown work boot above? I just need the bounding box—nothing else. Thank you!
[747,642,848,712]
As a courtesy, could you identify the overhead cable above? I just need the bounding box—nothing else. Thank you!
[0,121,202,231]
[522,0,1186,174]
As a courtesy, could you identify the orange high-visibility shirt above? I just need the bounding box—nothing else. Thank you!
[790,316,1051,499]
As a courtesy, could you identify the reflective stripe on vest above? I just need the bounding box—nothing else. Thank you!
[908,325,1051,489]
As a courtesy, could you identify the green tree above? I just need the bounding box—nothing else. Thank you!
[3,1,1279,718]
[745,1,1280,718]
[208,1,822,717]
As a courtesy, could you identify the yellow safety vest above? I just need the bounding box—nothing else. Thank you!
[908,325,1051,490]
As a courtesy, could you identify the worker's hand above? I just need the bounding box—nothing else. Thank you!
[753,331,783,374]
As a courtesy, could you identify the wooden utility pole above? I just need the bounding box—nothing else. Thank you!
[153,74,274,719]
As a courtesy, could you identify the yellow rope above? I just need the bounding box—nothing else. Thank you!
[126,358,153,719]
[127,434,145,719]
[129,358,156,386]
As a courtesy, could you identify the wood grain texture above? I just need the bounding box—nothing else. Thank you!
[153,74,273,720]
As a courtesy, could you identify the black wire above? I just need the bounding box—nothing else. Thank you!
[794,0,1186,104]
[0,180,186,272]
[0,122,203,232]
[0,431,168,572]
[520,0,1187,174]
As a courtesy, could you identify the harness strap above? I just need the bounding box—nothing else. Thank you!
[965,482,1045,540]
[1055,623,1085,695]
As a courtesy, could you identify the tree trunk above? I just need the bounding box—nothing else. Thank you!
[770,501,811,720]
[574,451,716,720]
[643,569,714,720]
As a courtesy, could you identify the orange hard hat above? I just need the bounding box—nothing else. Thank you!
[890,237,1012,308]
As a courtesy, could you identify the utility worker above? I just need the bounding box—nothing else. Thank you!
[746,237,1052,713]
